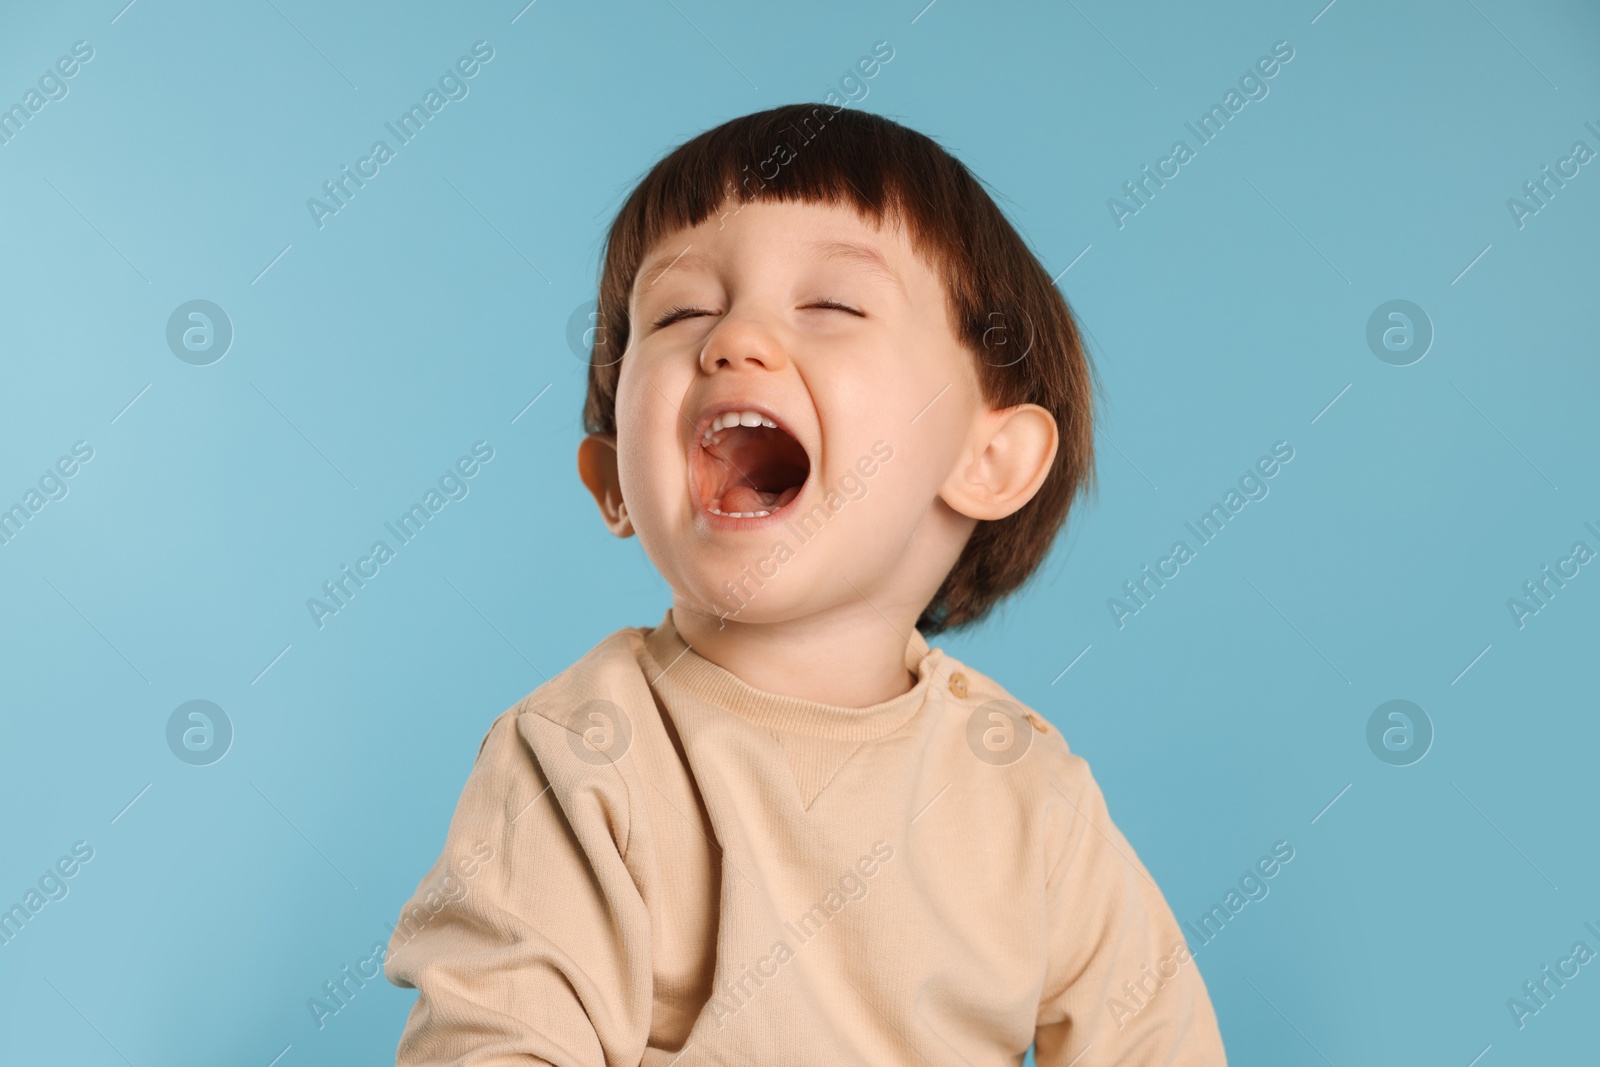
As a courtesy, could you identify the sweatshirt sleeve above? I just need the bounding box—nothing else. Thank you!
[1033,757,1227,1066]
[384,708,654,1066]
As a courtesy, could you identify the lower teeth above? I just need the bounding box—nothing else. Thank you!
[709,507,772,518]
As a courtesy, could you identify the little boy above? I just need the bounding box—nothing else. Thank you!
[385,102,1226,1065]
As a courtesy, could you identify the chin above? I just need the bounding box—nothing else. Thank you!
[671,568,806,628]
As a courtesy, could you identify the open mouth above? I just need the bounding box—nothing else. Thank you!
[693,409,810,519]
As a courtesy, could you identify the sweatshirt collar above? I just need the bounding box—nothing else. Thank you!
[638,608,941,741]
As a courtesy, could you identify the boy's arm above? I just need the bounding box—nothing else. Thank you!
[385,709,653,1066]
[1033,758,1227,1066]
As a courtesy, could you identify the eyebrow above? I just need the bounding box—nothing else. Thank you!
[634,238,907,300]
[636,244,707,292]
[807,239,907,298]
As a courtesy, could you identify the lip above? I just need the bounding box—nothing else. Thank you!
[686,399,813,530]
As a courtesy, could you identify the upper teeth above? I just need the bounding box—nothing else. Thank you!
[702,409,777,446]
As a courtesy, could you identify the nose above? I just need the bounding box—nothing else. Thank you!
[697,313,789,376]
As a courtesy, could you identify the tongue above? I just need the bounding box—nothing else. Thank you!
[721,485,771,513]
[720,484,801,514]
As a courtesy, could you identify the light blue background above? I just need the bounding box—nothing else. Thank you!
[2,0,1597,1063]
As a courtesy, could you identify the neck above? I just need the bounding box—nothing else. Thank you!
[670,599,919,707]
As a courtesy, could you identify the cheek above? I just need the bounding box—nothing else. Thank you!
[855,442,943,527]
[613,359,689,514]
[812,345,968,502]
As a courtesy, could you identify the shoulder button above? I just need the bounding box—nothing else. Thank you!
[1027,711,1050,733]
[948,672,969,698]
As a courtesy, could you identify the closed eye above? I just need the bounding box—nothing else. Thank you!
[804,299,864,316]
[651,305,713,329]
[651,299,863,330]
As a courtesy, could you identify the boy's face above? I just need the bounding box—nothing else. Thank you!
[581,198,1045,629]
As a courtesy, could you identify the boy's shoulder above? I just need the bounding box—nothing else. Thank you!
[473,622,658,760]
[932,648,1135,886]
[928,643,1093,788]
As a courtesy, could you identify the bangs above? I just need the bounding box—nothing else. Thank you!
[628,103,913,255]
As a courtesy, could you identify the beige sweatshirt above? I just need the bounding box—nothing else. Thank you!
[385,611,1226,1065]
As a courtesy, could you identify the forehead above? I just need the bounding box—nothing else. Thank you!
[630,200,916,299]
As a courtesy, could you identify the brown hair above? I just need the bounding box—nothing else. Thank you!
[583,103,1100,634]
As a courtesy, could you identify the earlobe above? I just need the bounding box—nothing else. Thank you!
[940,404,1059,522]
[577,433,635,537]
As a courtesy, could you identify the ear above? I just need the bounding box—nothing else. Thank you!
[939,403,1059,521]
[577,433,634,537]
